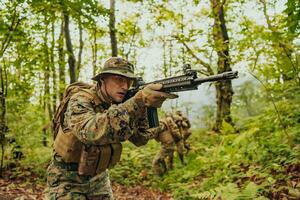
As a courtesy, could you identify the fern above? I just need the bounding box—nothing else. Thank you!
[238,182,262,200]
[214,183,240,200]
[191,191,214,199]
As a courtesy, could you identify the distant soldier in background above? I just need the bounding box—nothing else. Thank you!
[152,113,182,176]
[174,110,192,152]
[171,113,185,165]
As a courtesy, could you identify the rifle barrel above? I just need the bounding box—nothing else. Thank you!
[194,71,238,85]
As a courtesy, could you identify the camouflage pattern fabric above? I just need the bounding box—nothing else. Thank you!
[152,143,175,176]
[92,57,136,81]
[175,139,185,164]
[173,112,192,151]
[152,116,181,176]
[62,84,161,145]
[45,156,113,200]
[45,83,163,199]
[183,129,192,150]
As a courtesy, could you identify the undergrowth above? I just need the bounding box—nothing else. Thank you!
[2,85,300,200]
[110,92,300,199]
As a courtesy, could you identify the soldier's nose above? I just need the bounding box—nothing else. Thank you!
[121,83,129,90]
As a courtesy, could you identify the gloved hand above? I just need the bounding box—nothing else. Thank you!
[134,83,178,108]
[182,121,188,128]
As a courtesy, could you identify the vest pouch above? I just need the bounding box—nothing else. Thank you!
[78,145,100,176]
[96,145,112,174]
[109,143,122,168]
[54,127,82,163]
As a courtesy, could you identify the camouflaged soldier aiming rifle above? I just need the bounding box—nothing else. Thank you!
[44,57,177,200]
[152,113,183,176]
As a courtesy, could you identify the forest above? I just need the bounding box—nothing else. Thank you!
[0,0,299,199]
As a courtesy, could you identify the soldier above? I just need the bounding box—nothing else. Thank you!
[174,110,192,151]
[44,57,177,200]
[171,113,185,165]
[152,113,182,176]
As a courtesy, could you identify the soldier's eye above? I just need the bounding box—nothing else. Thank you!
[112,75,133,87]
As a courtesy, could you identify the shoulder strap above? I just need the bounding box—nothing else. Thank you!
[52,82,101,139]
[79,88,102,106]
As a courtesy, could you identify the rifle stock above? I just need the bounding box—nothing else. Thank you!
[125,64,238,128]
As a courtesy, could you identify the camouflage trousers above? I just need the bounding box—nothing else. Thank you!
[182,129,192,150]
[176,139,184,164]
[44,156,113,200]
[152,143,175,176]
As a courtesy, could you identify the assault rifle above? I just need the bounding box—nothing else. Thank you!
[125,64,238,128]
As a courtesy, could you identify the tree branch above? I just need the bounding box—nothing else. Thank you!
[174,36,214,76]
[0,5,22,57]
[125,21,138,60]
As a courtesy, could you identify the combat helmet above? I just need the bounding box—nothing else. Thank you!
[92,57,137,81]
[165,112,172,117]
[175,110,183,116]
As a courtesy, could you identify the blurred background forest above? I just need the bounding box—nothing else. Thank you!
[0,0,299,199]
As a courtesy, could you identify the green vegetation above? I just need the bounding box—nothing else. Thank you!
[4,79,298,199]
[0,0,299,199]
[110,83,300,199]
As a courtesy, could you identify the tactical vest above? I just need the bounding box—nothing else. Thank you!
[53,82,122,176]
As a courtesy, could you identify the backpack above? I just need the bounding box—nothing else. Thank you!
[52,82,97,139]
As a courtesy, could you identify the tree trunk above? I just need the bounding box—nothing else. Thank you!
[210,0,234,132]
[51,20,57,114]
[124,22,137,60]
[109,0,118,57]
[0,66,8,176]
[162,38,168,78]
[43,16,51,146]
[76,16,83,79]
[92,29,98,76]
[168,40,173,77]
[64,12,76,83]
[58,15,66,100]
[43,16,52,120]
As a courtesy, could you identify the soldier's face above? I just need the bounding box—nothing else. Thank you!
[102,74,133,103]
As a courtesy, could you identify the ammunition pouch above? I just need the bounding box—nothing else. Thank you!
[54,127,122,176]
[78,143,122,176]
[54,127,82,163]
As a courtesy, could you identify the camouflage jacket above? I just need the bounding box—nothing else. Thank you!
[62,84,163,147]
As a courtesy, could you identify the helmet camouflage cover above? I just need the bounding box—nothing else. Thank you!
[175,110,183,116]
[92,57,137,81]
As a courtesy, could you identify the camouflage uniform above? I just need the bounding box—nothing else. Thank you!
[45,57,165,200]
[152,115,182,176]
[174,111,192,151]
[170,114,185,165]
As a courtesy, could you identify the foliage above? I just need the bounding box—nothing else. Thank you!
[0,0,299,199]
[110,82,300,199]
[284,0,300,35]
[5,104,52,177]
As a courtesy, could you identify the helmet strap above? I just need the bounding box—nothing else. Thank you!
[99,78,113,105]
